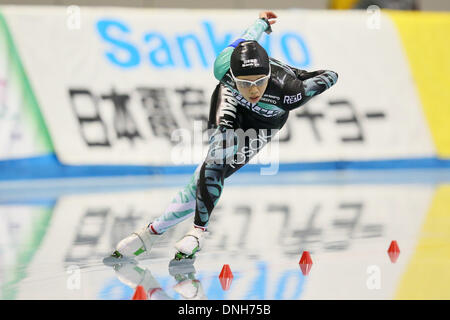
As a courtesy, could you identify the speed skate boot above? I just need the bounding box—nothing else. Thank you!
[173,226,208,261]
[111,224,161,260]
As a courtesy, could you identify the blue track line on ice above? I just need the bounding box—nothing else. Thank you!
[2,154,450,180]
[1,169,450,204]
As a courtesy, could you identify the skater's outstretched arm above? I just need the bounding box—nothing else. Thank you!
[213,11,277,81]
[281,69,339,111]
[300,70,339,105]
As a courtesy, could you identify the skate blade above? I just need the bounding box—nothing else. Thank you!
[168,258,196,277]
[174,251,198,261]
[102,251,137,267]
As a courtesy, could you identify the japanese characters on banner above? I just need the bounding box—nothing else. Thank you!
[1,7,436,165]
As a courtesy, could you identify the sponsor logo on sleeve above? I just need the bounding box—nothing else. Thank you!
[284,93,302,104]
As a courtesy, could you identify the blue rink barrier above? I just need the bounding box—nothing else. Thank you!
[2,153,450,181]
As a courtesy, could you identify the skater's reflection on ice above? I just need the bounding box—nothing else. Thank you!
[104,260,207,300]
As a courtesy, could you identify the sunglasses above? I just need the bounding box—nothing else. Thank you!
[230,68,271,89]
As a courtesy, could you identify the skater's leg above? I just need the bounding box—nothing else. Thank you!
[173,90,289,259]
[113,164,201,258]
[174,126,237,258]
[173,124,281,257]
[149,163,202,234]
[194,125,280,228]
[112,84,233,258]
[158,83,237,233]
[194,126,237,229]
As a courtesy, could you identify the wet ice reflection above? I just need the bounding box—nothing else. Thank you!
[0,174,448,299]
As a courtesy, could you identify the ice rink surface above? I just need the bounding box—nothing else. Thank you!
[1,169,450,300]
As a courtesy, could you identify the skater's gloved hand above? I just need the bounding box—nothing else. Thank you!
[259,11,277,25]
[259,11,277,34]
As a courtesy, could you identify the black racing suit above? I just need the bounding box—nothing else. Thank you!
[150,18,338,234]
[194,23,339,228]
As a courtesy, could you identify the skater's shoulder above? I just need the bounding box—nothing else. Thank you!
[269,59,301,91]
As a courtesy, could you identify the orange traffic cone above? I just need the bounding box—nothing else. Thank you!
[299,251,313,276]
[219,264,234,291]
[132,285,147,300]
[387,240,400,263]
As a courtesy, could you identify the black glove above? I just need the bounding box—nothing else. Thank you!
[260,17,273,34]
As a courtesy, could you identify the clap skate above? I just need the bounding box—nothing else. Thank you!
[172,226,208,261]
[107,224,161,262]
